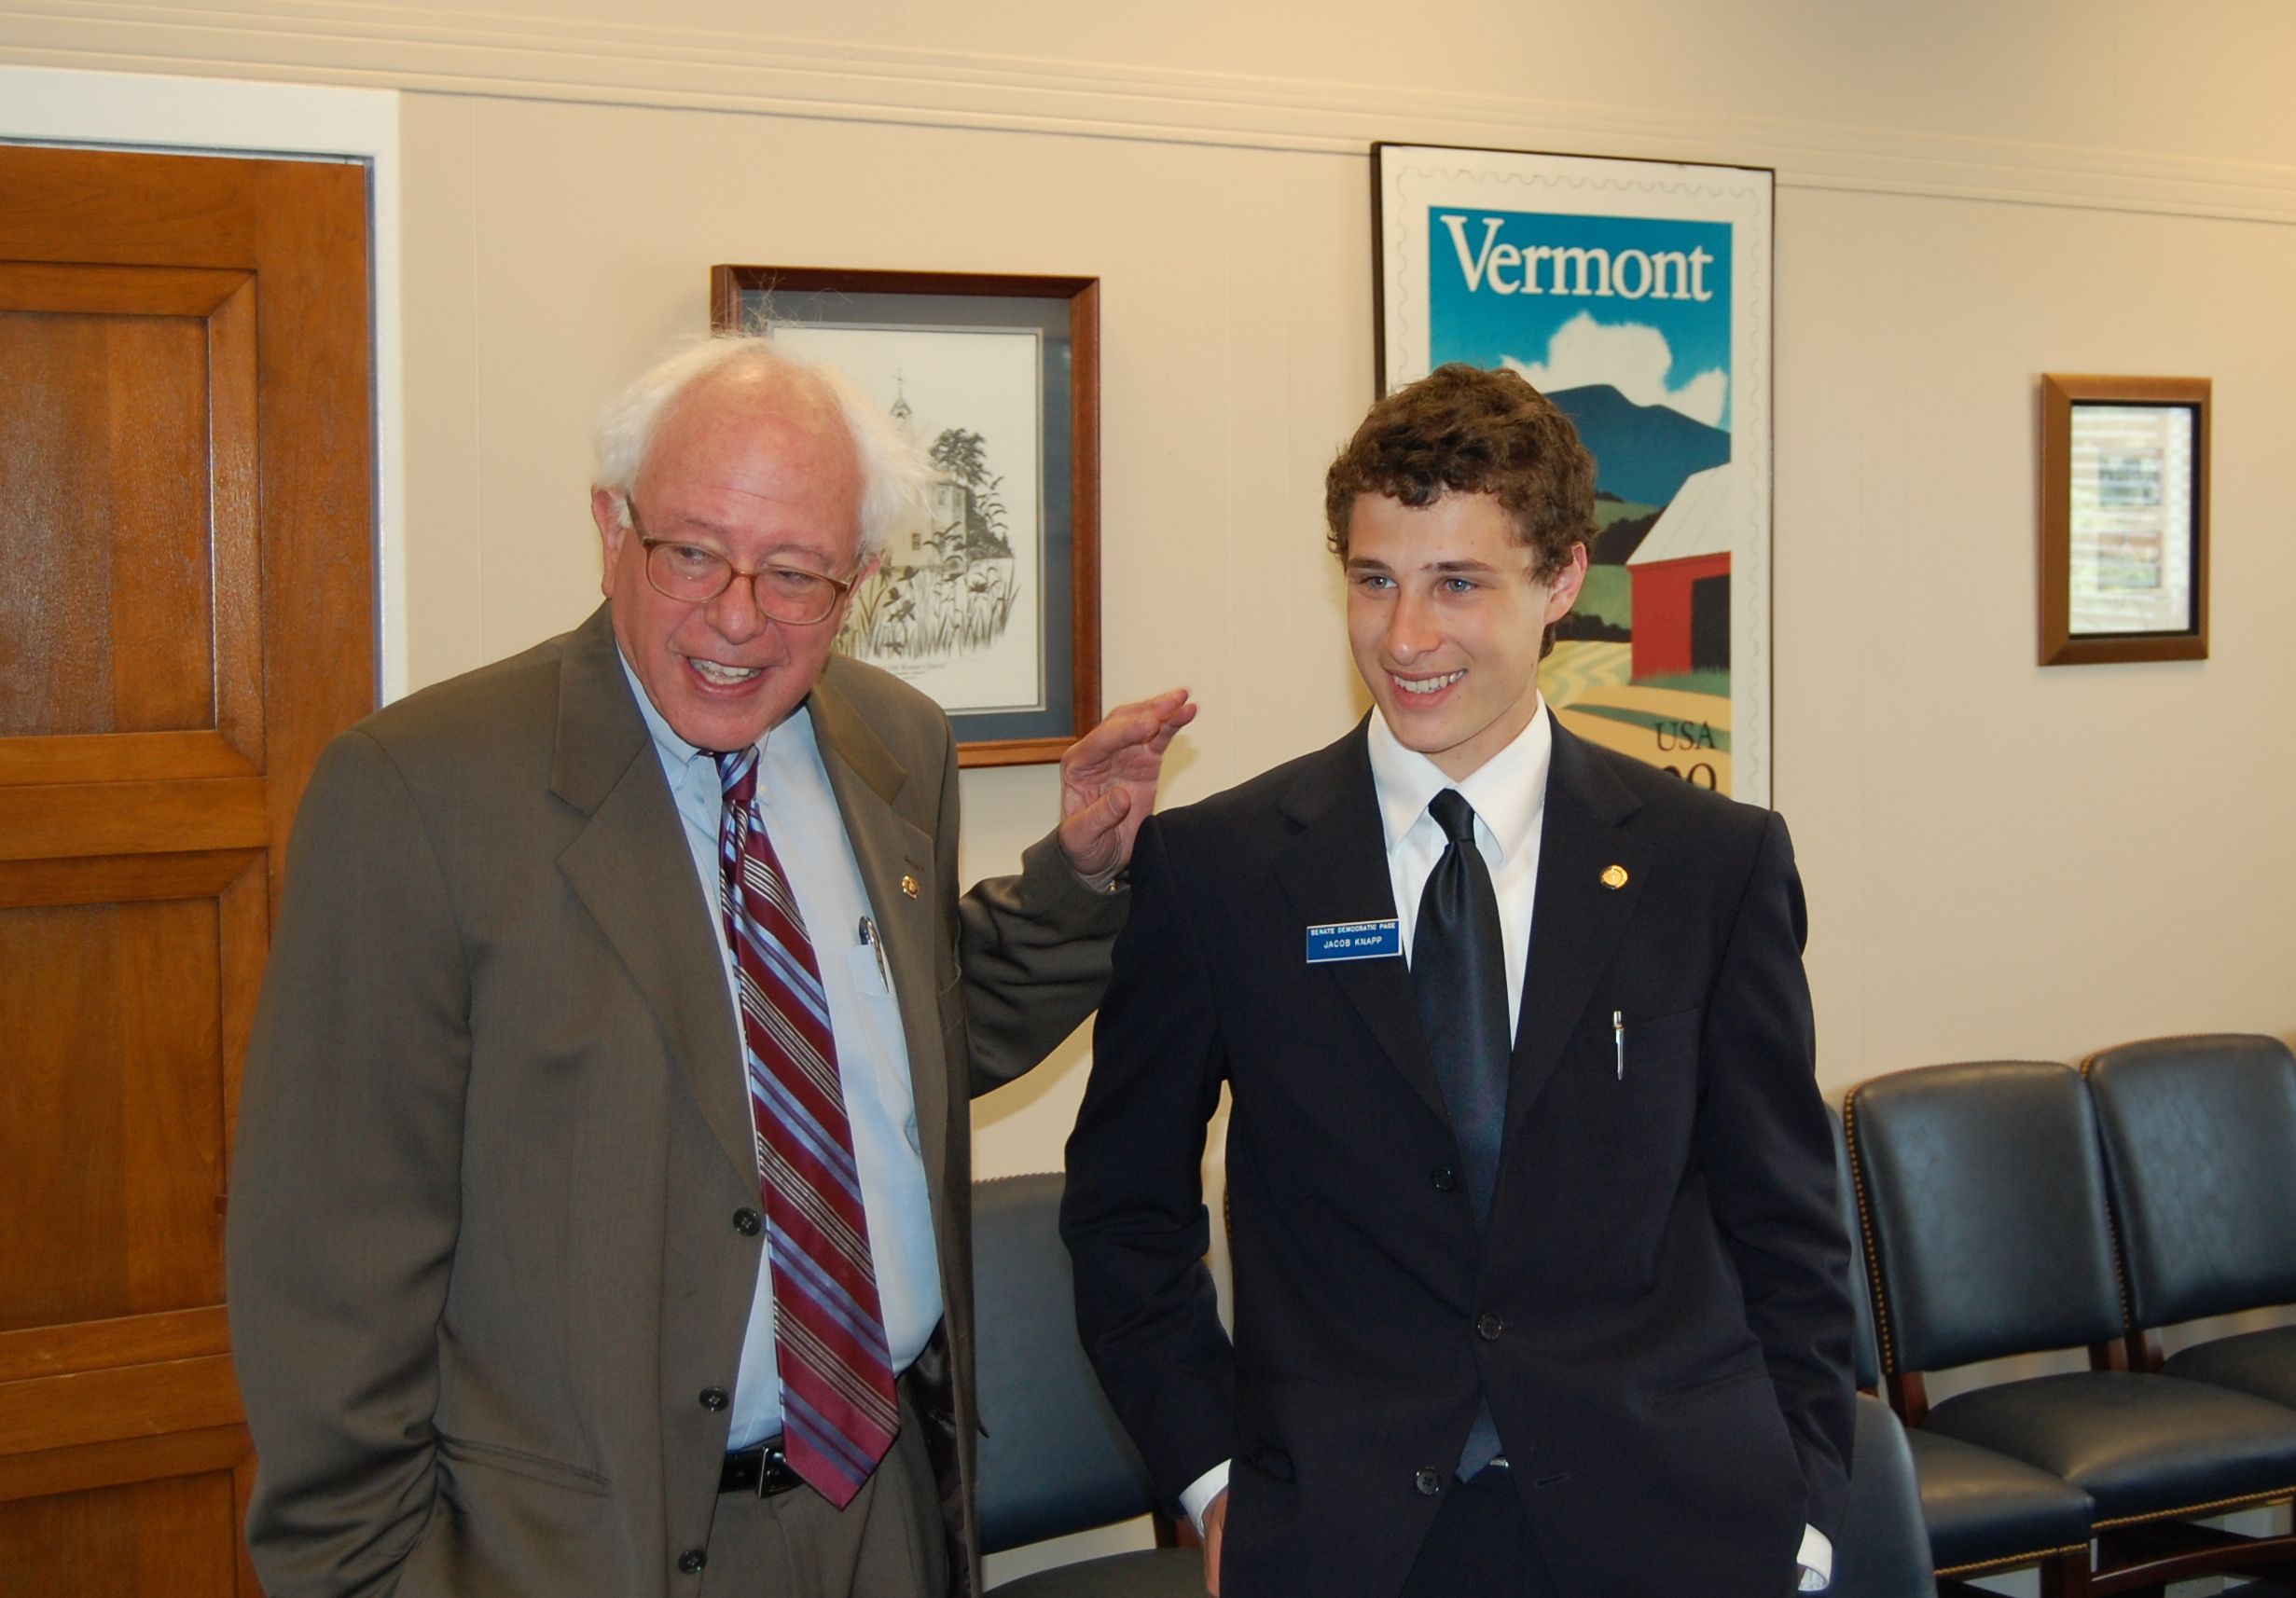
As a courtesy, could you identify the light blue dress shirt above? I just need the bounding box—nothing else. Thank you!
[621,654,942,1451]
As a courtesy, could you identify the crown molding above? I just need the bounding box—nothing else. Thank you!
[6,1,2296,224]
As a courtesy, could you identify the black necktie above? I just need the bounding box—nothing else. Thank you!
[1412,789,1512,1232]
[1413,789,1513,1478]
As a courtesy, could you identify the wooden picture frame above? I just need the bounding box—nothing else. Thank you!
[712,266,1100,766]
[2040,374,2210,667]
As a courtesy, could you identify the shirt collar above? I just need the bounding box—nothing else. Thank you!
[1365,699,1554,863]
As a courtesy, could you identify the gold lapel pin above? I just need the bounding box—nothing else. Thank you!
[900,873,920,899]
[1601,863,1629,890]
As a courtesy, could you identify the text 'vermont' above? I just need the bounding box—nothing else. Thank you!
[1440,214,1715,301]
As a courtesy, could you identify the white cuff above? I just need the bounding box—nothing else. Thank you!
[1178,1460,1232,1535]
[1796,1523,1833,1591]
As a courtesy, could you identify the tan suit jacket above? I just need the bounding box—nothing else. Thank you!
[228,604,1127,1597]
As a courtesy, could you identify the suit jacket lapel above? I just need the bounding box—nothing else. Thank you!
[1271,722,1451,1127]
[1504,717,1652,1143]
[550,606,756,1187]
[806,668,948,1205]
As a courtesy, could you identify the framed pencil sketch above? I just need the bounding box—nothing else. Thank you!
[1374,143,1774,804]
[712,266,1101,766]
[2039,374,2210,667]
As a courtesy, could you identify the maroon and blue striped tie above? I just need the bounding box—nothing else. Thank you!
[715,747,900,1508]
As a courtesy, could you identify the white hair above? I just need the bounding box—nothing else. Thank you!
[591,333,932,560]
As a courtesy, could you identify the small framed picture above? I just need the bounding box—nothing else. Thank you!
[712,266,1100,765]
[2039,374,2210,666]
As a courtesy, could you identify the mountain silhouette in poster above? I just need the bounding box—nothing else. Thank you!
[1550,383,1731,509]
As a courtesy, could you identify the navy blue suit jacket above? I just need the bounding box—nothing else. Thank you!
[1062,717,1855,1598]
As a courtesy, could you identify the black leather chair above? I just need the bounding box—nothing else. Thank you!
[971,1173,1204,1597]
[2085,1034,2296,1410]
[1832,1108,2095,1595]
[1846,1061,2296,1595]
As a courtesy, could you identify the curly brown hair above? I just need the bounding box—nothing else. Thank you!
[1324,364,1595,580]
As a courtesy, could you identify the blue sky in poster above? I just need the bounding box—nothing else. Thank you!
[1429,209,1735,433]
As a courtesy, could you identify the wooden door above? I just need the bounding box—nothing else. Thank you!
[0,144,374,1596]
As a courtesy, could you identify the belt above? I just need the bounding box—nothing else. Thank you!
[718,1440,805,1497]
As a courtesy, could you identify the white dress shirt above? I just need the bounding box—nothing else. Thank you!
[1182,701,1831,1589]
[622,654,941,1451]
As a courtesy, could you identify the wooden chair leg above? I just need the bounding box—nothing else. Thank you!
[2038,1547,2095,1598]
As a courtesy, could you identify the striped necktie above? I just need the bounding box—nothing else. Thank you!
[715,747,900,1507]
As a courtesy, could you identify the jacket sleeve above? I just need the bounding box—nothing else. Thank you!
[227,729,470,1598]
[1058,814,1238,1505]
[934,718,1133,1096]
[1695,809,1857,1541]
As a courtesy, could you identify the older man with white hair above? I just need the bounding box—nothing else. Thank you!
[228,337,1193,1598]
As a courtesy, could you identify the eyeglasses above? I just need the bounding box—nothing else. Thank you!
[624,498,858,627]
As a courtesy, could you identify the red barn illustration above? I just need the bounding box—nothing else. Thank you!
[1626,460,1737,682]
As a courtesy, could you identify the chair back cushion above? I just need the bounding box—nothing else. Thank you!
[972,1173,1163,1553]
[2085,1033,2296,1328]
[1846,1061,2123,1372]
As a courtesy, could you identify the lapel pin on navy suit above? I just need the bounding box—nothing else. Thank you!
[1601,863,1629,889]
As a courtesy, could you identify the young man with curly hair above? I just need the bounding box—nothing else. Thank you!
[1063,365,1854,1598]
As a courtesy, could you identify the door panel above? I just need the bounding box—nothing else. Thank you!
[0,143,373,1595]
[0,263,260,748]
[0,1467,244,1598]
[0,856,266,1332]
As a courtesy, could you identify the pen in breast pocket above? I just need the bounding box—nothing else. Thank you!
[859,916,892,991]
[1614,1011,1625,1080]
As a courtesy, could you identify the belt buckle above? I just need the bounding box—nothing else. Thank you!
[718,1439,806,1498]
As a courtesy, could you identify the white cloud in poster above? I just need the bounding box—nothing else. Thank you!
[1504,312,1728,427]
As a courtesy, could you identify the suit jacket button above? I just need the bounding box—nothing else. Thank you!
[1429,1164,1459,1192]
[732,1208,762,1235]
[1476,1313,1504,1341]
[698,1386,729,1412]
[1414,1467,1444,1496]
[677,1549,707,1574]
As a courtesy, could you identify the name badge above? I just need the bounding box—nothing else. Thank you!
[1306,919,1403,964]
